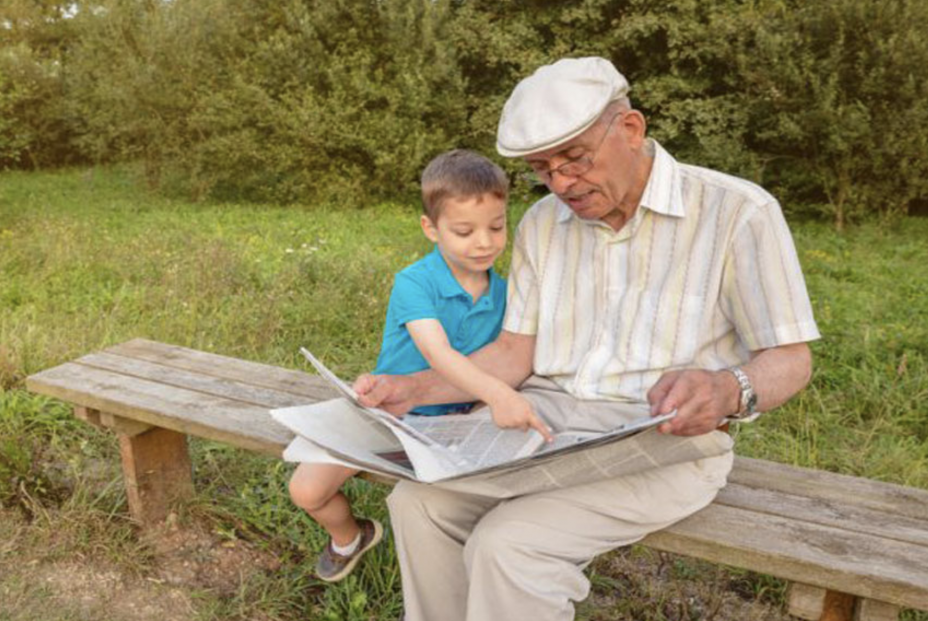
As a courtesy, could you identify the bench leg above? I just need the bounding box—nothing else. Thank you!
[790,584,860,621]
[118,426,194,524]
[820,590,856,621]
[855,599,901,621]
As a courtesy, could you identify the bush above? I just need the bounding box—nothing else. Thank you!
[733,0,928,227]
[2,0,927,222]
[63,0,469,205]
[0,1,79,169]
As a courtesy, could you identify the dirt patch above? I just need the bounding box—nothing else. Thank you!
[15,563,195,621]
[0,508,283,621]
[581,547,792,621]
[142,512,282,594]
[1,504,798,621]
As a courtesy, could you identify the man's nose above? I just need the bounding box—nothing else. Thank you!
[547,169,577,195]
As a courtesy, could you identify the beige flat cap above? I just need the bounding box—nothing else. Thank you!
[496,57,630,157]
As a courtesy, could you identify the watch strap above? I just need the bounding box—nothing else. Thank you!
[726,366,761,423]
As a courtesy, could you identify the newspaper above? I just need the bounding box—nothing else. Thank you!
[269,350,733,497]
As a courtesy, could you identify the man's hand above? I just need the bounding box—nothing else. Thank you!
[647,369,740,436]
[488,390,553,443]
[353,373,420,417]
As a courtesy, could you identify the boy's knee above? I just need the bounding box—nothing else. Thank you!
[288,470,328,513]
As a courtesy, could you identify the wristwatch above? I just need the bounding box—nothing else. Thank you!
[727,366,759,422]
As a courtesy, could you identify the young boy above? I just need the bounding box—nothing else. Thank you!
[288,149,550,583]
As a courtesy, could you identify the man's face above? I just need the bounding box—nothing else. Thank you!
[524,110,647,230]
[421,193,508,285]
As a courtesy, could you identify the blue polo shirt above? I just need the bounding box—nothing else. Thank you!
[374,247,507,416]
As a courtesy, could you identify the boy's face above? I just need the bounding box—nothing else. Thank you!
[421,194,507,283]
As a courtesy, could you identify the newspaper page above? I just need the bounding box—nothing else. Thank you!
[271,349,719,495]
[297,348,547,471]
[272,398,466,481]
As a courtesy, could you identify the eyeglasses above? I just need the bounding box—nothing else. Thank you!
[527,111,624,183]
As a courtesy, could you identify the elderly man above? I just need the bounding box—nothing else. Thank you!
[356,57,820,621]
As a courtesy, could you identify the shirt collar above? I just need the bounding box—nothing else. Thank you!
[554,138,685,225]
[639,139,685,218]
[425,246,502,303]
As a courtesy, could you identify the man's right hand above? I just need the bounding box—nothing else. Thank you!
[353,373,420,417]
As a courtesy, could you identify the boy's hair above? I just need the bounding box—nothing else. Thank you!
[421,149,509,222]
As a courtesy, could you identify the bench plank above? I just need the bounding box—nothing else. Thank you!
[107,339,333,400]
[26,362,292,455]
[644,502,928,610]
[77,351,335,410]
[730,457,928,522]
[714,482,928,547]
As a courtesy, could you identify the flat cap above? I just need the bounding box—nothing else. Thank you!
[496,57,629,157]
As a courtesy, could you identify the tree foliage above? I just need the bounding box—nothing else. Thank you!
[1,0,927,223]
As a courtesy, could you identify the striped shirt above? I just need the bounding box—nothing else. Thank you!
[504,139,820,402]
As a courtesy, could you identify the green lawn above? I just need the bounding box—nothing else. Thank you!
[2,166,926,620]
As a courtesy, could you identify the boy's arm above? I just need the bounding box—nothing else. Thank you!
[354,329,535,412]
[404,319,551,440]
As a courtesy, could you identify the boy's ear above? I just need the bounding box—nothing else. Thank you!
[420,214,439,242]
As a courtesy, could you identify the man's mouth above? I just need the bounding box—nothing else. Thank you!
[564,191,594,209]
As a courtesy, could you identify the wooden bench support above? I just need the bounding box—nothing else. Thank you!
[821,590,857,621]
[790,584,903,621]
[74,405,102,428]
[790,583,829,619]
[118,426,194,524]
[855,599,902,621]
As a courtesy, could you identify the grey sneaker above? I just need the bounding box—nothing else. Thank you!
[315,518,384,583]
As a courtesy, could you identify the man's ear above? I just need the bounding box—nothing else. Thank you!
[420,214,439,242]
[620,110,648,149]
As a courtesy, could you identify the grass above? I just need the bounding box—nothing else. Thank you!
[1,165,927,620]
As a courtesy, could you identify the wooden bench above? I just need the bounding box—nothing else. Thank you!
[26,339,928,621]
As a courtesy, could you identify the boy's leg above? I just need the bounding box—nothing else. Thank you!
[289,463,360,545]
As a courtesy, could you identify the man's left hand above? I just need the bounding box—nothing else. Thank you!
[647,369,739,436]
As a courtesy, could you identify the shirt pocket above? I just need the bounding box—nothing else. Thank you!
[621,293,707,372]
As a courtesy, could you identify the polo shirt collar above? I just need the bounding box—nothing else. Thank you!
[554,138,685,225]
[425,246,502,302]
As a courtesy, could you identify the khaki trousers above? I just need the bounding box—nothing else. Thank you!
[387,379,734,621]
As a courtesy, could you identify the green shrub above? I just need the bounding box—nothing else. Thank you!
[3,0,928,222]
[0,1,79,169]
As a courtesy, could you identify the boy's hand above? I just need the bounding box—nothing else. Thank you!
[489,391,553,443]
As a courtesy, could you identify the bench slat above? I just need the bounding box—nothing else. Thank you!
[77,351,335,410]
[646,502,928,610]
[26,362,292,455]
[715,482,928,547]
[730,456,928,522]
[106,338,331,400]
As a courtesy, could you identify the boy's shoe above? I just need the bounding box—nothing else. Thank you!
[316,518,384,583]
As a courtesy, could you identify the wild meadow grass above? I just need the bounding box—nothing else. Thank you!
[1,165,927,620]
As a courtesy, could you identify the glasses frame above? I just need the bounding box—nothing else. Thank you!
[528,111,625,184]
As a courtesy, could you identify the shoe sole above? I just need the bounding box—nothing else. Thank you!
[317,519,384,583]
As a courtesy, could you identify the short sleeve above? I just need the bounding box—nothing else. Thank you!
[503,216,541,335]
[388,270,439,326]
[720,201,821,350]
